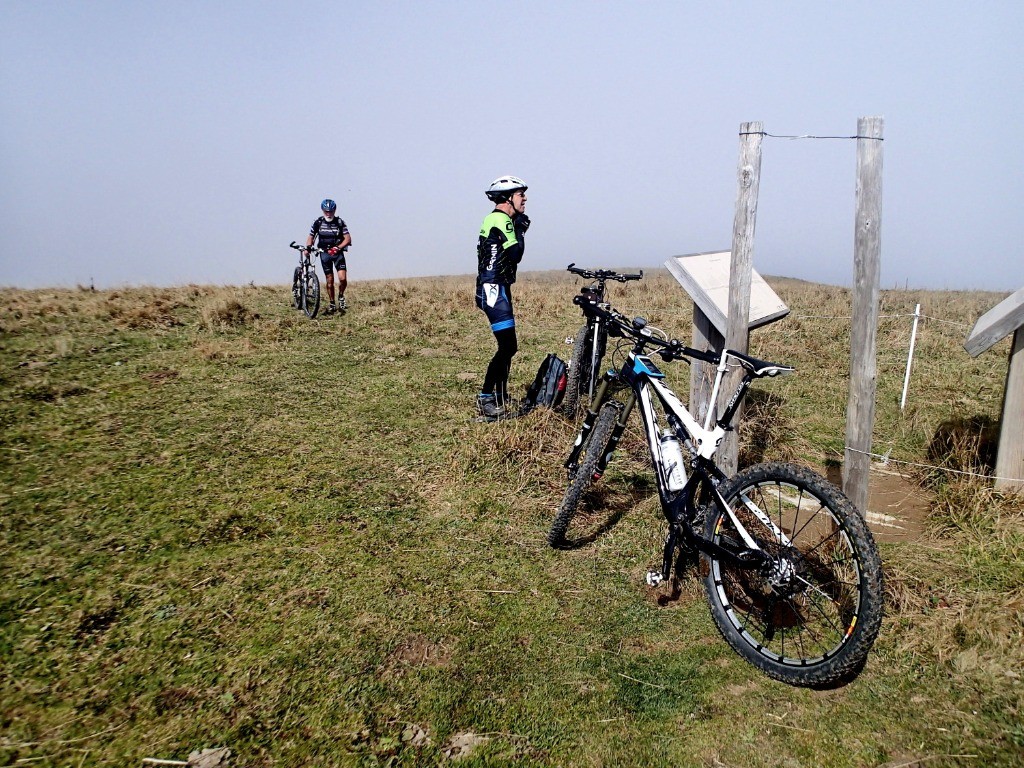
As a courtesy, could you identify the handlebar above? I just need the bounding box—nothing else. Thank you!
[573,295,710,362]
[573,295,794,378]
[577,296,790,382]
[566,262,644,282]
[290,241,325,255]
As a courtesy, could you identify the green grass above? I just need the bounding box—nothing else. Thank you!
[1,274,1022,767]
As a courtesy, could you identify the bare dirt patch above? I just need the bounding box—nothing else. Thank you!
[392,634,453,668]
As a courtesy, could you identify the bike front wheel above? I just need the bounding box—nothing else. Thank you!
[562,324,593,417]
[302,272,321,319]
[548,401,621,548]
[292,267,302,309]
[702,462,883,687]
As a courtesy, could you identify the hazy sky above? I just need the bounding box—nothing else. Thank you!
[2,1,1021,291]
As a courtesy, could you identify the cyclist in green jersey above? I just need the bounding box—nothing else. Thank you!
[475,175,530,418]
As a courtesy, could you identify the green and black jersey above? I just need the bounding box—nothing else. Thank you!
[477,210,524,285]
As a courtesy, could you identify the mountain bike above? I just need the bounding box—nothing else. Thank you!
[550,295,884,687]
[289,241,322,319]
[562,263,644,415]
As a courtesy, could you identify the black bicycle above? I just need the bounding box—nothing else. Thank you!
[289,241,322,319]
[551,295,884,687]
[562,263,643,415]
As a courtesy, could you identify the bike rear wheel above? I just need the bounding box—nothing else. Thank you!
[562,324,593,416]
[548,401,621,548]
[302,272,321,319]
[702,462,883,687]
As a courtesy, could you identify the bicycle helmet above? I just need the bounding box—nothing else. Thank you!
[485,175,527,203]
[321,198,337,213]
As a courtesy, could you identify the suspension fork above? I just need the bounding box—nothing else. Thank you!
[593,393,634,476]
[564,373,634,476]
[564,374,613,469]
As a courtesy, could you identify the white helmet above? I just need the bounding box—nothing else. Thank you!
[485,175,528,202]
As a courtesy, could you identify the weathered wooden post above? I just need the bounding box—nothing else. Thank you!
[717,121,763,476]
[843,116,884,514]
[964,286,1024,493]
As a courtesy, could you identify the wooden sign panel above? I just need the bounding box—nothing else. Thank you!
[664,250,789,335]
[964,285,1024,357]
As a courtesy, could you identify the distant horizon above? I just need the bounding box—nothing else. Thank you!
[3,264,1013,296]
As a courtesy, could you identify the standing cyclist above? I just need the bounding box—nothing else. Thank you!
[475,175,530,419]
[306,198,352,314]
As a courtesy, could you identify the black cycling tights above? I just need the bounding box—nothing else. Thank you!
[483,327,518,402]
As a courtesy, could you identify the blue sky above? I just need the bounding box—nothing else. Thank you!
[1,1,1021,290]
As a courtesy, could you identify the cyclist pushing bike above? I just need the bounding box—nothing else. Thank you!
[305,198,351,315]
[475,175,530,419]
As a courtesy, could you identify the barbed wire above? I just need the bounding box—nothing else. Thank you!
[845,447,1023,485]
[919,314,973,329]
[739,131,884,141]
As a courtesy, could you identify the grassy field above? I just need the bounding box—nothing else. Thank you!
[1,271,1022,767]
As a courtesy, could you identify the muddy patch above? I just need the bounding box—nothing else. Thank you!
[828,464,932,543]
[863,468,932,543]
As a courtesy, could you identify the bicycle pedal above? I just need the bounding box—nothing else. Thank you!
[645,571,664,587]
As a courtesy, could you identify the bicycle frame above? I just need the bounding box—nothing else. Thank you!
[566,325,793,581]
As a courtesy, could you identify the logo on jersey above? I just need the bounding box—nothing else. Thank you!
[484,283,501,307]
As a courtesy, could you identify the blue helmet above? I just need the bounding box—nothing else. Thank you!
[321,198,337,213]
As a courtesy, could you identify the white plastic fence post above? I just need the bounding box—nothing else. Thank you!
[900,303,921,412]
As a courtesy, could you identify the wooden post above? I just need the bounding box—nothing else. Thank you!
[717,121,763,475]
[995,328,1024,492]
[843,116,884,514]
[690,307,722,425]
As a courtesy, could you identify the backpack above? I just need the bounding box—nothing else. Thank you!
[524,353,567,411]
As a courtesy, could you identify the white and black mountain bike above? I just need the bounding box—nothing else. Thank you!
[551,295,884,687]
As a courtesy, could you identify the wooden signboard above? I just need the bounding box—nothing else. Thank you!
[664,250,789,335]
[965,285,1024,493]
[665,250,790,432]
[964,286,1024,357]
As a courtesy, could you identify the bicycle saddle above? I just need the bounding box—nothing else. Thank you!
[727,350,794,378]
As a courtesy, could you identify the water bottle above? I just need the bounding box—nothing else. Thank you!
[659,430,687,491]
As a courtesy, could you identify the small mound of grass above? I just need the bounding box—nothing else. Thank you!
[201,297,255,329]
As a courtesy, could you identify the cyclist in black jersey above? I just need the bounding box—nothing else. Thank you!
[305,198,352,314]
[475,175,530,419]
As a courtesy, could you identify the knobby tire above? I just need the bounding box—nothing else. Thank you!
[303,272,321,319]
[701,462,884,687]
[562,324,592,417]
[548,401,620,547]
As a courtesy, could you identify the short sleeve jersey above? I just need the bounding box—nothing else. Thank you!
[309,216,350,249]
[477,211,522,285]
